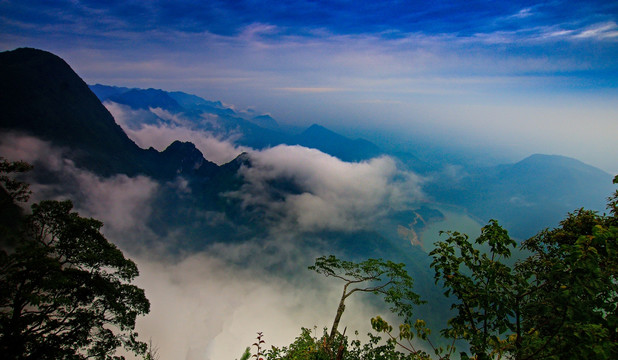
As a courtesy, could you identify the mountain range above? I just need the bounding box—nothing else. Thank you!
[1,47,615,336]
[1,48,614,242]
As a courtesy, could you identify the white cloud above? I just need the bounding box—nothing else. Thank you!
[573,21,618,40]
[128,248,390,360]
[231,145,424,232]
[0,133,159,241]
[105,101,249,164]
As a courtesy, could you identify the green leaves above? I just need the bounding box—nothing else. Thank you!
[429,198,618,360]
[0,199,150,359]
[0,158,32,203]
[310,255,422,335]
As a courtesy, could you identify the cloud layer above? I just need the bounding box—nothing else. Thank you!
[234,145,424,232]
[0,132,424,359]
[106,101,248,165]
[0,133,158,241]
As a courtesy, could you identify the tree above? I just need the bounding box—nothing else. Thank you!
[0,158,33,247]
[0,161,150,359]
[0,158,32,204]
[255,177,618,360]
[428,177,618,360]
[429,220,520,359]
[514,206,618,358]
[309,255,422,346]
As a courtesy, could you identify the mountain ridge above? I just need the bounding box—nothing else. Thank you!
[0,47,223,180]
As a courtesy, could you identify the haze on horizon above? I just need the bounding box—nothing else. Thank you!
[1,0,617,173]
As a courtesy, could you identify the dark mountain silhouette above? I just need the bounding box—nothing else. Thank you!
[0,48,217,180]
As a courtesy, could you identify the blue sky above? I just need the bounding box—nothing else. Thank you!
[1,0,617,172]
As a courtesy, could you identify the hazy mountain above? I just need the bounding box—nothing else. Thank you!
[250,114,280,131]
[167,91,237,117]
[292,124,383,162]
[426,153,614,238]
[90,84,384,162]
[108,88,184,113]
[89,84,132,102]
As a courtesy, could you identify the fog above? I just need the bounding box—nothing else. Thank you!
[105,101,250,165]
[0,132,420,359]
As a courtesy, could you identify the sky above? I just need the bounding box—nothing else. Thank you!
[2,2,618,358]
[1,0,617,172]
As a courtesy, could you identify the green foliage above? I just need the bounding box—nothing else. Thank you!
[370,316,457,360]
[239,347,251,360]
[428,181,618,360]
[429,219,520,359]
[0,166,150,360]
[514,206,618,359]
[309,255,422,344]
[264,327,417,360]
[0,158,32,203]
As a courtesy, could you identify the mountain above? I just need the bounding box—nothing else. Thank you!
[89,84,383,162]
[426,153,614,238]
[89,84,132,101]
[167,91,237,117]
[250,114,280,131]
[0,48,217,180]
[292,124,383,162]
[107,88,183,113]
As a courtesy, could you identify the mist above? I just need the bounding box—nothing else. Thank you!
[0,132,424,360]
[105,101,250,165]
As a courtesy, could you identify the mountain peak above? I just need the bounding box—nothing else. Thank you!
[107,88,182,112]
[302,123,336,136]
[294,124,382,162]
[514,154,609,177]
[250,114,279,130]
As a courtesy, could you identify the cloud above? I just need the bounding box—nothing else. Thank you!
[230,145,424,232]
[573,21,618,40]
[127,245,393,360]
[275,87,346,93]
[0,132,159,243]
[0,131,422,360]
[105,101,249,164]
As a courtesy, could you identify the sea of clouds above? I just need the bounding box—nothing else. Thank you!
[0,127,425,359]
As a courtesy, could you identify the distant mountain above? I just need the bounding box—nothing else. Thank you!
[89,84,132,101]
[90,85,384,162]
[108,88,184,113]
[250,114,280,131]
[293,124,383,162]
[426,154,614,238]
[167,91,237,117]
